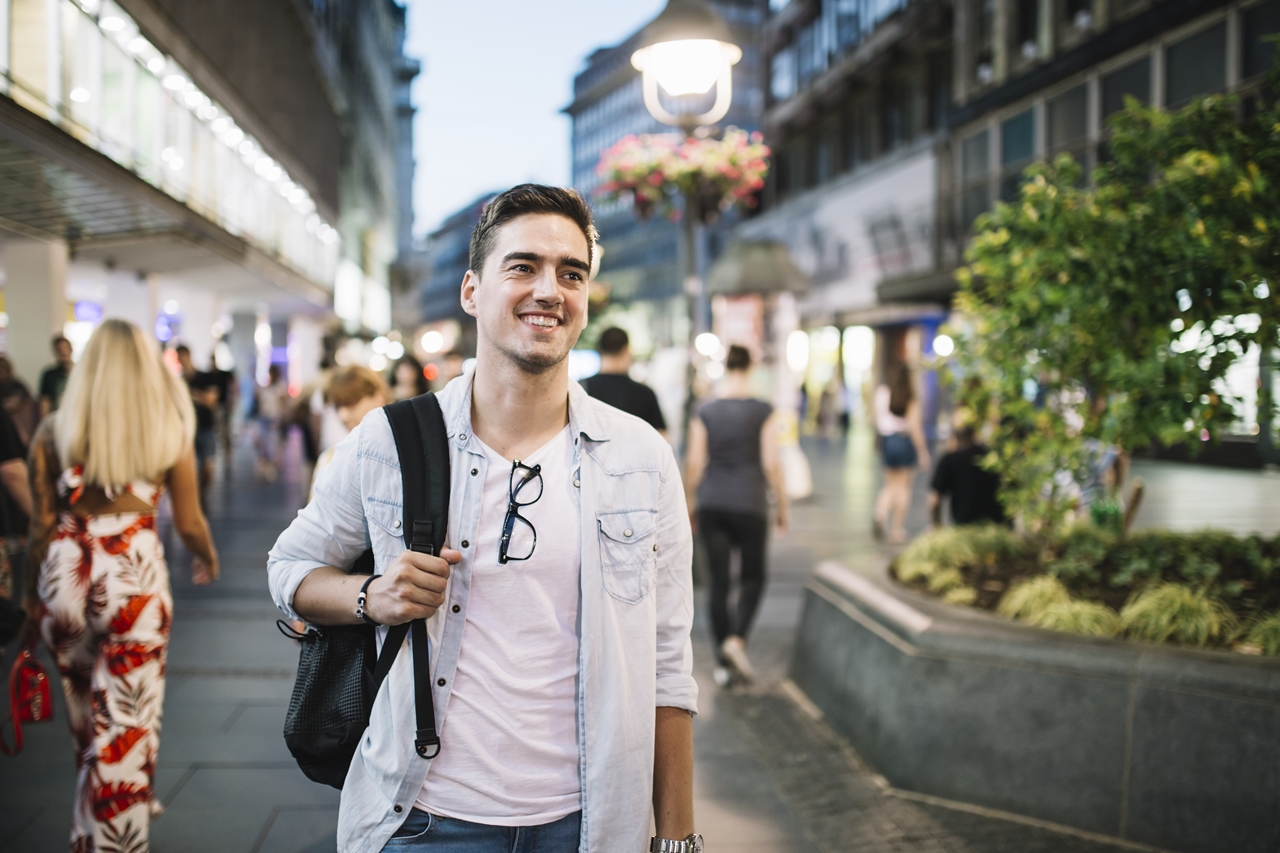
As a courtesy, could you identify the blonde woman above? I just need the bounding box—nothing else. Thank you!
[23,319,218,852]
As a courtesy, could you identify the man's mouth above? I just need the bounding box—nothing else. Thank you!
[520,314,561,329]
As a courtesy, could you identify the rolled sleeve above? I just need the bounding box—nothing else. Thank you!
[267,426,371,621]
[652,443,698,715]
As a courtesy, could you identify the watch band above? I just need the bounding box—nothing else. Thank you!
[355,575,380,626]
[649,834,703,853]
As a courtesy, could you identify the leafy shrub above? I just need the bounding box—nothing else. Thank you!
[1244,612,1280,656]
[1027,601,1121,638]
[1047,526,1114,583]
[896,527,980,584]
[997,576,1070,622]
[943,586,978,606]
[927,568,966,595]
[1119,582,1238,646]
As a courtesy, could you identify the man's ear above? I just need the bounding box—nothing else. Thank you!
[460,270,479,318]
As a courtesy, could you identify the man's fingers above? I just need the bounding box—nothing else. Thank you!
[438,548,463,565]
[399,550,455,578]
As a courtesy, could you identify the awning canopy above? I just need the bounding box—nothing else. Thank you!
[705,239,809,296]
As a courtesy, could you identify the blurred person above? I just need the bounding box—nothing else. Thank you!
[0,405,31,655]
[206,359,238,475]
[176,345,219,506]
[580,326,667,437]
[268,184,698,853]
[389,354,430,401]
[439,349,466,387]
[38,335,74,418]
[929,417,1005,527]
[872,363,930,544]
[0,354,38,444]
[684,345,789,687]
[254,365,288,481]
[23,319,218,852]
[310,366,390,487]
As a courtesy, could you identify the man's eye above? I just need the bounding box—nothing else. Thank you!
[511,264,533,273]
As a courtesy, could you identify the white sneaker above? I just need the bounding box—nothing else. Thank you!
[720,636,756,684]
[713,666,733,688]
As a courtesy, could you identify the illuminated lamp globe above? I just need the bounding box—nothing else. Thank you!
[630,0,742,129]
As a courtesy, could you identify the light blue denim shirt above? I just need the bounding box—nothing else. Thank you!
[267,369,697,853]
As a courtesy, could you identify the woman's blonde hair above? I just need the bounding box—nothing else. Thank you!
[55,319,195,487]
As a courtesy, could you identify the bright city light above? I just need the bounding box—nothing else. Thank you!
[100,16,125,32]
[254,322,272,347]
[843,326,874,371]
[147,57,164,74]
[387,341,405,360]
[162,74,187,91]
[635,40,736,96]
[694,332,720,357]
[421,330,445,353]
[933,334,955,358]
[371,336,390,355]
[69,88,91,103]
[369,353,388,372]
[786,329,809,373]
[821,326,841,352]
[164,300,180,314]
[706,361,725,379]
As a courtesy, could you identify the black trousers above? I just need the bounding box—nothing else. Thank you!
[698,509,769,654]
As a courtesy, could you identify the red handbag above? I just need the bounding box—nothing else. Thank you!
[0,646,54,756]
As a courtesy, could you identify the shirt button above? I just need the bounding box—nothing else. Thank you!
[393,520,401,529]
[624,528,633,538]
[452,604,460,613]
[437,678,446,687]
[573,478,580,488]
[471,468,478,476]
[461,540,470,548]
[394,805,403,814]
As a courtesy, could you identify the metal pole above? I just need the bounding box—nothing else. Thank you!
[680,185,701,455]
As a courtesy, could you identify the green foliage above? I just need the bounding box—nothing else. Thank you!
[953,79,1280,529]
[1119,582,1238,646]
[943,586,979,606]
[1047,525,1115,583]
[1027,600,1121,638]
[895,524,1027,585]
[927,568,966,595]
[1244,611,1280,655]
[997,575,1070,622]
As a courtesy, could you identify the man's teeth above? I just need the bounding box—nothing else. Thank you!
[524,316,558,328]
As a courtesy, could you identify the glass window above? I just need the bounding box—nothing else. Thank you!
[12,0,51,107]
[1015,0,1039,60]
[961,129,990,182]
[1001,109,1035,166]
[1165,22,1226,108]
[1102,56,1150,118]
[962,186,991,228]
[1047,85,1087,150]
[1244,0,1280,79]
[833,0,862,51]
[771,46,797,101]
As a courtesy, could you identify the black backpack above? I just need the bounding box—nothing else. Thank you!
[280,394,450,789]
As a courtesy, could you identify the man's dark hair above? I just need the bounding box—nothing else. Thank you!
[597,327,629,356]
[468,184,598,276]
[52,335,69,348]
[725,345,752,372]
[175,345,191,357]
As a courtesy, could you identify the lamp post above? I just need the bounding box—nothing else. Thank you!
[630,0,742,447]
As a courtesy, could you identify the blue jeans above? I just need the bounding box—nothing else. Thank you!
[383,809,581,852]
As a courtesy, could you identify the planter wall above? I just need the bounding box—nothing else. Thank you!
[790,561,1280,853]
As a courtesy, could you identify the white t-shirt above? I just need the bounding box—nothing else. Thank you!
[416,426,582,824]
[874,384,910,436]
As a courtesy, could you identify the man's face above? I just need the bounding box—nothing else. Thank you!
[337,392,387,432]
[177,351,194,373]
[461,214,590,375]
[55,341,72,365]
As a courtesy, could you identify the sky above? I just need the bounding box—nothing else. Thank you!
[405,0,667,237]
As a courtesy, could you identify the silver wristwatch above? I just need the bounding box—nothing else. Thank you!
[649,834,703,853]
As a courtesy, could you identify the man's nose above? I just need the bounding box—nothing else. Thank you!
[531,269,561,303]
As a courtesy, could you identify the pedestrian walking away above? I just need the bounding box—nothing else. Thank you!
[254,364,288,481]
[268,184,701,853]
[23,318,219,853]
[872,362,930,544]
[929,415,1006,528]
[683,345,790,688]
[38,335,75,419]
[580,326,667,438]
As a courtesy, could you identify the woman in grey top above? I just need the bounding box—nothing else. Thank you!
[684,345,790,686]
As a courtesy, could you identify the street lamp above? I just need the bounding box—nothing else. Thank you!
[630,0,742,133]
[631,0,742,448]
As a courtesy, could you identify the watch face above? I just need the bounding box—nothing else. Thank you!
[688,834,704,853]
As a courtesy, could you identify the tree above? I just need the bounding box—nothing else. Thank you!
[954,78,1280,530]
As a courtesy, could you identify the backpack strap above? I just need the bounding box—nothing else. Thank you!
[379,394,450,760]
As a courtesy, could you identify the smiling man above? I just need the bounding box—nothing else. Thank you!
[268,184,700,853]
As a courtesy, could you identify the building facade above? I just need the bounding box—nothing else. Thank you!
[564,0,767,350]
[0,0,417,398]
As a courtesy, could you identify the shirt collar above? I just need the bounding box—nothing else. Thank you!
[436,363,611,445]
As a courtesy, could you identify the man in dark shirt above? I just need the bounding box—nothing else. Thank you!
[580,327,667,437]
[930,426,1006,526]
[37,335,74,418]
[177,346,219,506]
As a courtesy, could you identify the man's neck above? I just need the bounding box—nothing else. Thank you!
[598,354,629,375]
[721,373,752,399]
[470,350,571,461]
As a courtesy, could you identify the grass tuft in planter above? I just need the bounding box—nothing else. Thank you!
[997,576,1070,622]
[1244,612,1280,656]
[1027,601,1121,637]
[1119,582,1237,646]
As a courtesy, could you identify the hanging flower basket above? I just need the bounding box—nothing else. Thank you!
[595,128,770,223]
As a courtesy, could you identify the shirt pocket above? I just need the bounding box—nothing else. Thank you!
[596,508,658,604]
[365,499,406,561]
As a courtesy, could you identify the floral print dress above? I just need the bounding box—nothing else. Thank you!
[33,458,170,853]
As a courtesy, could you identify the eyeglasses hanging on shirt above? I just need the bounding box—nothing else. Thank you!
[498,460,543,564]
